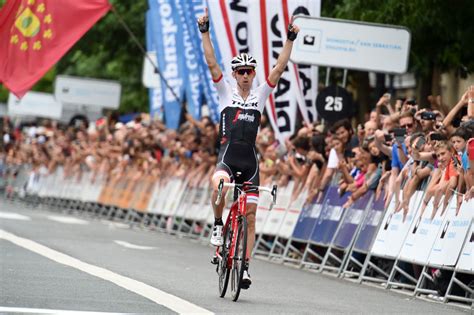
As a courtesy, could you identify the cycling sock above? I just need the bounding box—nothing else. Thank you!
[214,218,223,226]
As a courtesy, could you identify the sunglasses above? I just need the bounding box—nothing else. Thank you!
[236,68,255,75]
[400,123,414,129]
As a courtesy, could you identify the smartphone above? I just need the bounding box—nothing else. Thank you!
[393,128,407,143]
[406,99,417,105]
[421,111,437,121]
[384,134,393,142]
[383,93,391,100]
[415,137,426,150]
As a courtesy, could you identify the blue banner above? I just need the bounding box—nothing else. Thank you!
[148,0,185,130]
[175,0,202,120]
[181,0,224,122]
[145,10,163,120]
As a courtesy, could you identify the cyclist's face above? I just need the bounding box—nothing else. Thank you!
[233,67,255,88]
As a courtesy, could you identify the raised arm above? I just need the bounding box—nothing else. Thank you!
[197,8,222,81]
[267,20,300,86]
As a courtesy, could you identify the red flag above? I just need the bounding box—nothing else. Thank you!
[0,0,111,98]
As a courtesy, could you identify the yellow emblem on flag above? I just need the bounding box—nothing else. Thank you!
[15,7,40,37]
[11,2,53,52]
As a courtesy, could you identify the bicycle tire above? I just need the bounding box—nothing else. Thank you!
[218,223,231,297]
[230,215,247,301]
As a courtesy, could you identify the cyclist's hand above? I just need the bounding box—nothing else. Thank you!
[287,16,300,41]
[197,8,210,33]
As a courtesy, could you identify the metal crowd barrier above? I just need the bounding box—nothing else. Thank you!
[3,166,473,309]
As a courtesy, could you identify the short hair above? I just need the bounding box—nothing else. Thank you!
[451,127,469,141]
[293,136,310,151]
[433,140,452,152]
[330,119,353,134]
[399,110,415,120]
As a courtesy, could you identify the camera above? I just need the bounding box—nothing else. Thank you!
[420,111,437,121]
[406,99,417,105]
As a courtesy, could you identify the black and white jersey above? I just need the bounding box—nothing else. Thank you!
[213,74,275,146]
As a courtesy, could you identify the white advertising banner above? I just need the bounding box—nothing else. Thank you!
[370,191,422,258]
[428,199,473,267]
[456,221,474,272]
[8,92,62,119]
[291,16,411,74]
[261,181,293,235]
[278,189,307,239]
[398,197,448,264]
[248,0,321,145]
[55,75,121,109]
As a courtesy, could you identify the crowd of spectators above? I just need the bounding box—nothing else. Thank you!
[1,87,474,218]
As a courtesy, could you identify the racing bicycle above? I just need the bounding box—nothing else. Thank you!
[212,177,277,301]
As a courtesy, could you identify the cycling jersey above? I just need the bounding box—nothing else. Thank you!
[213,74,274,145]
[212,75,275,202]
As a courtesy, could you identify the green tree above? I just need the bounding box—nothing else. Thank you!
[57,0,148,113]
[324,0,474,109]
[0,0,149,113]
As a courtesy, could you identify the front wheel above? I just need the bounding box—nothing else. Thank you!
[230,215,247,301]
[218,224,231,297]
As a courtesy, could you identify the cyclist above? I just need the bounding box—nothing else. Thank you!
[197,8,299,288]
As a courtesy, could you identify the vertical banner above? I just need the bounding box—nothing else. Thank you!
[207,0,251,85]
[148,0,185,130]
[283,0,320,123]
[248,0,320,145]
[181,0,223,122]
[144,10,163,120]
[175,0,203,120]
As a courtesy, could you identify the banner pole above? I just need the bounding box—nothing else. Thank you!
[342,69,348,88]
[110,5,181,104]
[325,67,331,87]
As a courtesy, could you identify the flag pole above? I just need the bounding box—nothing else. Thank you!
[109,5,181,104]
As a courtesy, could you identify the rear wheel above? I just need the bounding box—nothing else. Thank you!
[218,224,231,297]
[231,215,247,301]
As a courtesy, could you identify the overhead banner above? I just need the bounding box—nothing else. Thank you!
[291,16,411,74]
[148,0,185,130]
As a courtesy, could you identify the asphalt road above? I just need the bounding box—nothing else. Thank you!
[0,199,470,314]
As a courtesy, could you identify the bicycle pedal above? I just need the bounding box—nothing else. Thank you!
[210,255,219,265]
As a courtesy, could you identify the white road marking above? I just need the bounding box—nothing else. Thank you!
[0,229,213,315]
[0,211,31,221]
[114,240,156,250]
[47,215,89,225]
[0,306,127,314]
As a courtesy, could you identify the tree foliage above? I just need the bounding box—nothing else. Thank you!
[0,0,148,112]
[325,0,474,79]
[57,0,148,113]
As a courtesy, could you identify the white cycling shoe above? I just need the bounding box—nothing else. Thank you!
[241,270,252,289]
[210,225,223,246]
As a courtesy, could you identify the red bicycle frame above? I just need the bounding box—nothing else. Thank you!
[214,181,277,266]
